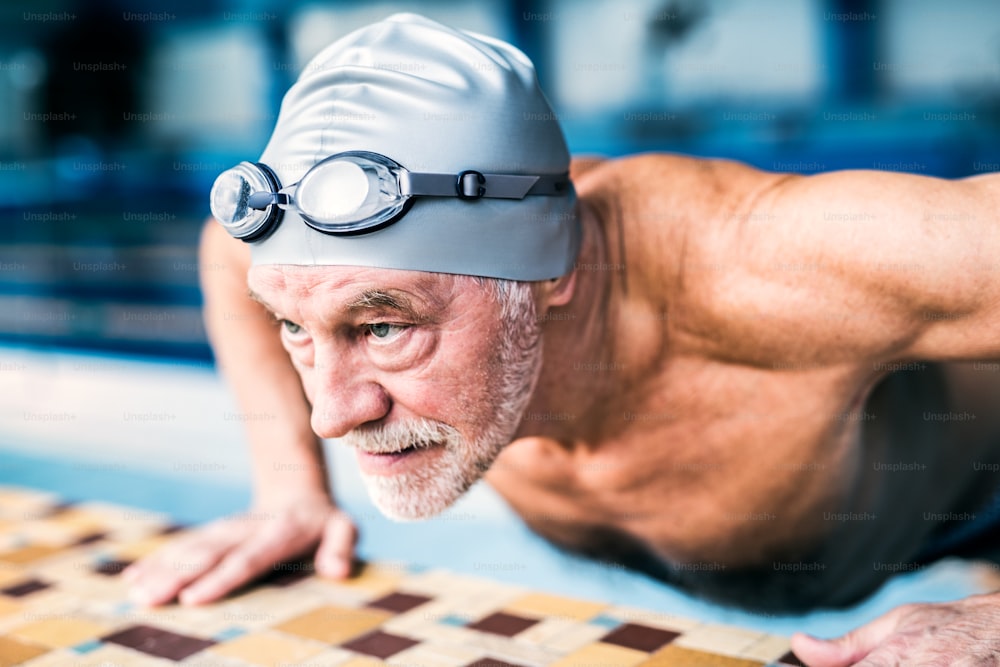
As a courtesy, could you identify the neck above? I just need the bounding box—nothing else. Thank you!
[514,199,619,446]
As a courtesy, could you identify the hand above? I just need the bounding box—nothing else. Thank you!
[122,494,356,606]
[791,592,1000,666]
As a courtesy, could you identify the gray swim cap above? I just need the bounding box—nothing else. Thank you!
[240,13,579,280]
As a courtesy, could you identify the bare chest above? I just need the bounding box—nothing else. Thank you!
[487,360,869,567]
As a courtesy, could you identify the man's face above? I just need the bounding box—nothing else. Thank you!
[247,265,542,520]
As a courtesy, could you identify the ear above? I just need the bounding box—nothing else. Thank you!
[536,269,577,310]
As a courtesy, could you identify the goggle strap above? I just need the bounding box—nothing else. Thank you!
[400,171,570,200]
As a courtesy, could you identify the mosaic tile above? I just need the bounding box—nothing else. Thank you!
[275,605,391,643]
[0,545,63,565]
[0,486,800,667]
[503,592,607,622]
[466,612,538,637]
[776,650,806,666]
[601,623,680,652]
[0,578,50,597]
[209,630,326,666]
[366,591,433,614]
[9,617,110,649]
[464,658,528,667]
[548,640,648,667]
[340,629,420,659]
[673,624,765,657]
[102,624,215,661]
[0,634,49,666]
[640,644,765,666]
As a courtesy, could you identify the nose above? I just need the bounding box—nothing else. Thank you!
[307,347,391,439]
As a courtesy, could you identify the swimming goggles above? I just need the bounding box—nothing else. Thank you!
[210,150,571,241]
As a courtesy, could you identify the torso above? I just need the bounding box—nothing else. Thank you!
[485,154,1000,610]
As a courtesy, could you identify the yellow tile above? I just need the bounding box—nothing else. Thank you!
[639,645,765,667]
[275,605,391,644]
[0,598,20,618]
[549,641,648,667]
[111,533,173,560]
[210,631,326,666]
[0,635,48,666]
[504,592,607,622]
[9,617,110,649]
[0,569,27,589]
[0,544,63,565]
[334,563,404,596]
[36,508,105,532]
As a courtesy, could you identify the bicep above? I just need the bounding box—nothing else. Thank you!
[757,170,1000,362]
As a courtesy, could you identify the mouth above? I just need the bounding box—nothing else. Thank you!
[354,441,443,475]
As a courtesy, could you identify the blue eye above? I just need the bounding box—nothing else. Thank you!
[367,322,405,339]
[281,319,303,334]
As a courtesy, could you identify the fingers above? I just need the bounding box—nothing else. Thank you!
[791,606,909,667]
[123,525,241,607]
[124,502,352,607]
[177,530,290,606]
[314,511,358,579]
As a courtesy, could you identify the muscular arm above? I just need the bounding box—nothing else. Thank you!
[200,220,329,504]
[698,167,1000,365]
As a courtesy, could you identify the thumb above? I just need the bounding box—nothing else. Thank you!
[791,606,906,667]
[314,511,357,579]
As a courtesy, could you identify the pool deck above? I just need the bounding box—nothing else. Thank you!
[0,345,995,640]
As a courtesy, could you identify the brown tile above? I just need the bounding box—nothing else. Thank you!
[1,578,51,598]
[366,591,432,614]
[778,650,806,666]
[159,523,187,535]
[74,531,107,545]
[102,624,215,661]
[466,612,539,637]
[465,659,530,667]
[340,629,419,659]
[602,623,679,652]
[93,559,132,576]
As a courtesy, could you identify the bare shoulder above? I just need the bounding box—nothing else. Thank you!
[572,153,792,353]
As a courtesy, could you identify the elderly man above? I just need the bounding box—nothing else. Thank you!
[125,14,1000,666]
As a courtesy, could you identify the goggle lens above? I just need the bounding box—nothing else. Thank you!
[296,153,408,233]
[209,162,275,239]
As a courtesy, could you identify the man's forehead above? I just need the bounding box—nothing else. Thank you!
[247,264,457,310]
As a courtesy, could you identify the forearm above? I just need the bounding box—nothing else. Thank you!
[200,221,330,506]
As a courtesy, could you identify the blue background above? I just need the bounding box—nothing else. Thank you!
[0,0,998,360]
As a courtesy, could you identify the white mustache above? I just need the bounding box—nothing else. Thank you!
[341,418,459,454]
